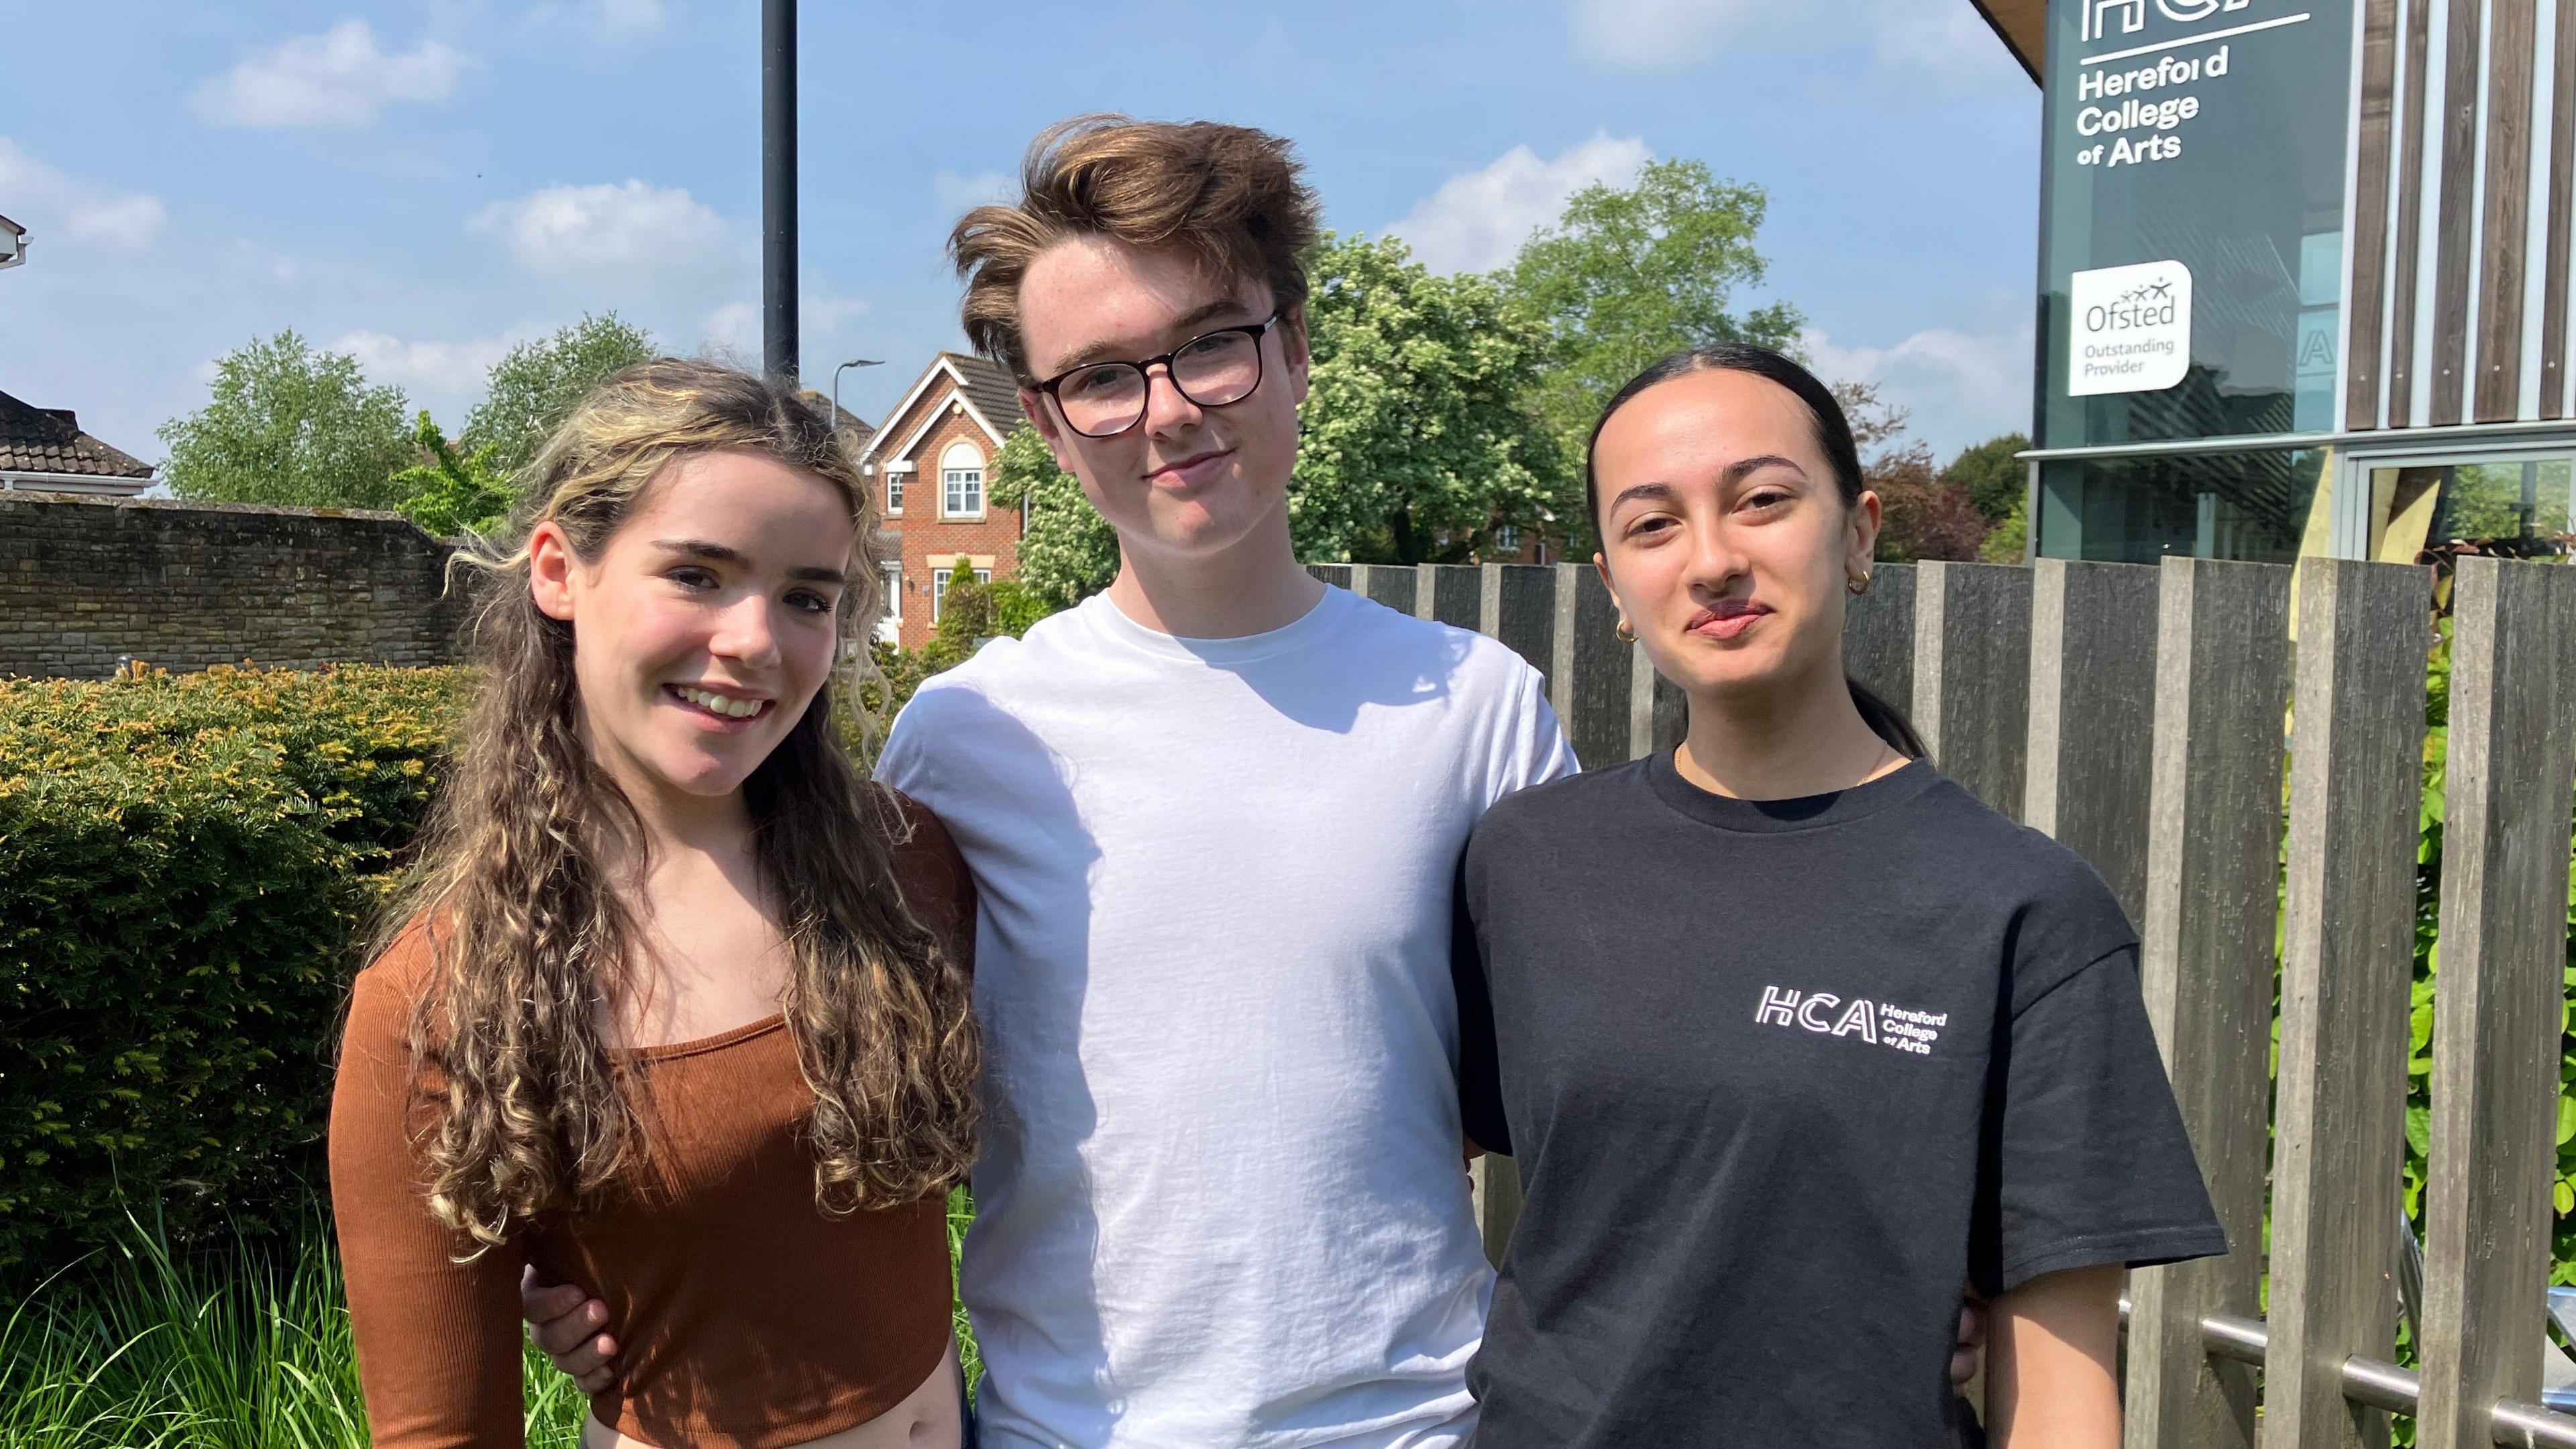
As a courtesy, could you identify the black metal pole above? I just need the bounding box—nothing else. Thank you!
[761,0,798,382]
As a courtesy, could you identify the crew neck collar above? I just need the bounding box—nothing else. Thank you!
[1644,747,1941,834]
[1081,584,1350,665]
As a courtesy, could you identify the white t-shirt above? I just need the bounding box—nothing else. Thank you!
[875,585,1577,1449]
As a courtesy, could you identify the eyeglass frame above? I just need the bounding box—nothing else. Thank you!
[1026,313,1285,439]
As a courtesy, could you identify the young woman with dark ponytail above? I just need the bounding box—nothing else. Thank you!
[1450,345,2224,1448]
[329,360,982,1449]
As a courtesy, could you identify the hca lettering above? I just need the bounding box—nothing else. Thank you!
[1754,986,1945,1055]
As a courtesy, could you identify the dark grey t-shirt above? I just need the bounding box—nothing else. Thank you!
[1452,753,2226,1448]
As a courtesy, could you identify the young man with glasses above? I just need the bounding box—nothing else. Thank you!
[525,114,1979,1448]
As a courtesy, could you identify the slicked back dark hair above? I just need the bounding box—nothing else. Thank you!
[1583,343,1924,759]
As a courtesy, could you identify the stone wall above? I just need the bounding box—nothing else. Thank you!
[0,492,467,678]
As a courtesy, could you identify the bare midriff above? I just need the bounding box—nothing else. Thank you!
[582,1338,964,1449]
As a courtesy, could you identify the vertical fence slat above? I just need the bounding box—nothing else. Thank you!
[2025,559,2162,921]
[1627,646,1686,762]
[1912,561,2032,816]
[1551,563,1628,769]
[2416,559,2576,1449]
[1352,564,1418,615]
[1844,561,1917,716]
[1481,564,1558,688]
[2124,559,2292,1449]
[1419,564,1481,629]
[1307,563,1353,591]
[2264,559,2431,1449]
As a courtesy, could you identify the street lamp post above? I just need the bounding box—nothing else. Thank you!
[761,0,797,381]
[833,358,884,434]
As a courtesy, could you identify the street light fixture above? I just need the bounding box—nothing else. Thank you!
[832,358,883,438]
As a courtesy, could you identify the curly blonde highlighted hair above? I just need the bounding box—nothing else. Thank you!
[949,114,1322,382]
[374,358,979,1248]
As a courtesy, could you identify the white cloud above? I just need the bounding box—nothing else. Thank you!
[470,180,729,275]
[592,0,668,40]
[523,0,669,43]
[193,21,470,129]
[334,329,523,396]
[1568,0,1766,69]
[1568,0,2012,86]
[932,169,1015,215]
[1390,133,1650,274]
[1800,322,2035,458]
[702,301,760,360]
[0,137,168,251]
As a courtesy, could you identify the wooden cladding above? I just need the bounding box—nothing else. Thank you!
[2351,0,2572,429]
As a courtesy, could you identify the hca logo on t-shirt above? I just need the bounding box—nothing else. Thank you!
[1754,986,1947,1057]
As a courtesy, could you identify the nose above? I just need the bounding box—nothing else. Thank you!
[1684,517,1746,592]
[1139,361,1204,436]
[708,591,783,672]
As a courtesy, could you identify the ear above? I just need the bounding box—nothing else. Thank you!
[528,519,582,622]
[1592,549,1619,620]
[1280,307,1312,405]
[1021,386,1084,476]
[1847,490,1884,580]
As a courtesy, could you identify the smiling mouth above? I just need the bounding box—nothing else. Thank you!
[1686,602,1770,639]
[1148,448,1232,484]
[667,684,773,720]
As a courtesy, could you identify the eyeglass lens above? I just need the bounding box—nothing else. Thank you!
[1057,329,1264,437]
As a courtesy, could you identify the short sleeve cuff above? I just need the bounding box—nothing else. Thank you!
[1998,1224,2231,1295]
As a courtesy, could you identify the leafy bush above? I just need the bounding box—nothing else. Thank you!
[0,665,469,1279]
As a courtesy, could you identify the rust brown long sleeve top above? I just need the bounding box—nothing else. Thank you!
[329,802,975,1449]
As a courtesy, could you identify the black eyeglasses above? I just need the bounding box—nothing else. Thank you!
[1030,314,1281,438]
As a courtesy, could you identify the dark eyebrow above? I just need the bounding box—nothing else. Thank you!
[1048,297,1260,373]
[1605,456,1809,514]
[1723,455,1809,485]
[650,538,845,585]
[1607,481,1680,512]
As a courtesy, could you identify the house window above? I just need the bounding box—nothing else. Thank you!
[931,566,992,623]
[885,470,905,515]
[941,441,985,518]
[1493,525,1522,555]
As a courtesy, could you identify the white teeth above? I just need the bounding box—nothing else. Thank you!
[677,686,764,718]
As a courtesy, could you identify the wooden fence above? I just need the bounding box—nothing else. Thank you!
[1309,555,2576,1448]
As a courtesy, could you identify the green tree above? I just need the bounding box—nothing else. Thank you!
[1292,233,1569,564]
[921,559,998,672]
[1939,433,2031,524]
[1508,156,1801,521]
[988,424,1121,608]
[391,411,515,537]
[462,313,655,476]
[156,331,417,509]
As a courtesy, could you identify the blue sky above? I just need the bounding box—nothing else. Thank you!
[0,0,2041,474]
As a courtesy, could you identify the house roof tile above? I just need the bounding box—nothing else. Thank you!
[0,390,154,479]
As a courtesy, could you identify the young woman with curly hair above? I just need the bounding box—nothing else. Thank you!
[329,358,983,1449]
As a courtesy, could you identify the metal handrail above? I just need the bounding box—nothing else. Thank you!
[2118,1299,2576,1447]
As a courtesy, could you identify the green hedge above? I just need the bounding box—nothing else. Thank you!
[0,665,468,1278]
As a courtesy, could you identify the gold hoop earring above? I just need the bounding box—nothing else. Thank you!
[1847,571,1873,597]
[1614,619,1638,645]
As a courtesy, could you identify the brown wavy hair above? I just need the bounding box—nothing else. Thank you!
[373,358,979,1250]
[949,113,1322,382]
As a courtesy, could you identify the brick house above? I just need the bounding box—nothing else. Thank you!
[859,354,1030,649]
[0,390,155,496]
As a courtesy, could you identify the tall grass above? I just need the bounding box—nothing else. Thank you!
[0,1210,586,1449]
[3,1194,985,1445]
